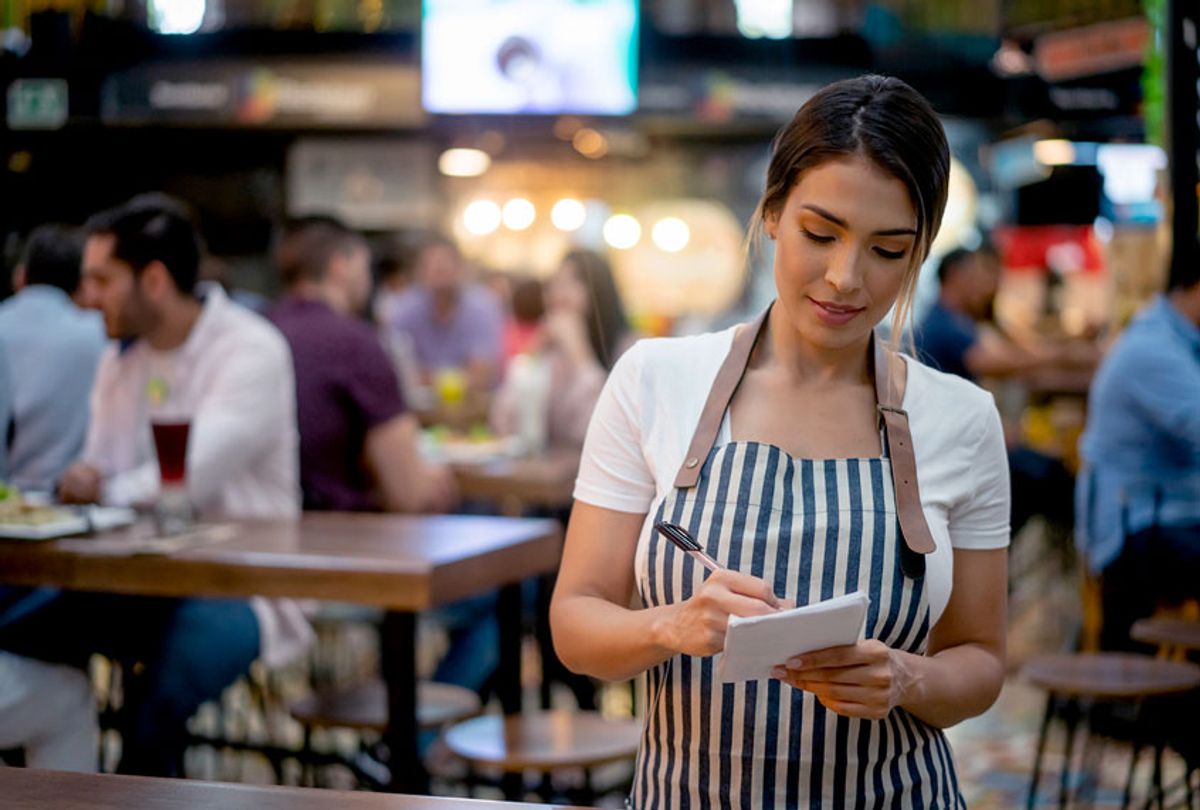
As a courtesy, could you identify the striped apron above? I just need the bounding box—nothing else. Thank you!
[630,309,964,809]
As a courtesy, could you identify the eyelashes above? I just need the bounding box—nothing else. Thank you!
[801,229,835,245]
[800,229,908,261]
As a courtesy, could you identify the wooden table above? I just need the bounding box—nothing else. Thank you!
[0,512,562,794]
[452,449,579,517]
[0,768,585,809]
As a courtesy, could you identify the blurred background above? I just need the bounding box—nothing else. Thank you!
[1,0,1199,808]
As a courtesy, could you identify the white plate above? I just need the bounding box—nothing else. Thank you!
[0,506,137,541]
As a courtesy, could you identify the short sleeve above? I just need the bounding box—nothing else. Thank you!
[345,332,407,429]
[947,402,1011,549]
[573,342,656,514]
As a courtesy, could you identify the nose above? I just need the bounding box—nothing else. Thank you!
[823,244,865,295]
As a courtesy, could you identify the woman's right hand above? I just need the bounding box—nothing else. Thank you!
[655,570,788,657]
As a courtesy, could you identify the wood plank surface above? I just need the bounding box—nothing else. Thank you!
[0,512,561,610]
[0,768,585,810]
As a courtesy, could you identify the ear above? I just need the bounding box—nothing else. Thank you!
[141,261,173,300]
[764,209,780,241]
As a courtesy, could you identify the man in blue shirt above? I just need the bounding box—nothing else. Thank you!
[916,247,1078,537]
[0,226,106,493]
[1077,274,1200,651]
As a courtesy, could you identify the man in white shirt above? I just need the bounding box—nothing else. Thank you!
[0,194,307,777]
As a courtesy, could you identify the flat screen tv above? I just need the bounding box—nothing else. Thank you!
[422,0,638,115]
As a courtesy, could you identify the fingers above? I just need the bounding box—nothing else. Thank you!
[783,640,888,671]
[707,570,783,609]
[721,592,781,619]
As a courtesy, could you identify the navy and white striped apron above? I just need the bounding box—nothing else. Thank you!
[630,312,964,809]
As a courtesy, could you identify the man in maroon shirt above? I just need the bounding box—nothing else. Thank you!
[268,218,455,513]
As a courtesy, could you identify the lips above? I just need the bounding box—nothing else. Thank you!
[809,297,865,326]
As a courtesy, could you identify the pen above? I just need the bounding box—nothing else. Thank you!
[654,521,723,573]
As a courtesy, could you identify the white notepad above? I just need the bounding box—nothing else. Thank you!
[716,591,870,683]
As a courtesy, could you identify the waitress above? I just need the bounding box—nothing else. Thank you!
[551,75,1009,808]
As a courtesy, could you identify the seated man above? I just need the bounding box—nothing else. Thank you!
[387,234,505,402]
[0,194,309,777]
[1077,271,1200,651]
[0,225,106,493]
[267,218,455,513]
[268,219,495,696]
[916,246,1079,537]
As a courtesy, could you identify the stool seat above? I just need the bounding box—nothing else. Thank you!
[1023,653,1200,700]
[1131,618,1200,653]
[290,680,481,733]
[444,709,641,772]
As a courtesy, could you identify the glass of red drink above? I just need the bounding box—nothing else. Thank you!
[147,370,193,534]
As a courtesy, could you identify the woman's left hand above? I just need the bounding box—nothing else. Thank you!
[770,640,918,720]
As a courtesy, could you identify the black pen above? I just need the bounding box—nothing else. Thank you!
[654,521,723,573]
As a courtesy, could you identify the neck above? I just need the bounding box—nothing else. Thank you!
[289,280,351,315]
[939,288,967,313]
[431,288,459,321]
[763,305,871,385]
[1168,286,1200,327]
[145,294,203,351]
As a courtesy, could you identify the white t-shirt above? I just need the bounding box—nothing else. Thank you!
[574,326,1011,624]
[83,283,310,667]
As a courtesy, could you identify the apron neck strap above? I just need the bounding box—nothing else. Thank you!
[671,303,936,555]
[672,305,771,490]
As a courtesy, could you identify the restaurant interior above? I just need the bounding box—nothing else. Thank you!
[1,0,1199,808]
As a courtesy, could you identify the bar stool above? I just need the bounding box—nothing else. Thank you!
[443,709,642,803]
[1023,653,1200,809]
[1132,618,1200,662]
[290,679,481,786]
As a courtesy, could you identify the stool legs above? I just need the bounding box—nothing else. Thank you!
[1029,693,1057,809]
[1060,698,1081,808]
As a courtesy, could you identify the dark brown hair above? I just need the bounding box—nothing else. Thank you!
[560,249,630,370]
[750,75,950,345]
[276,216,368,288]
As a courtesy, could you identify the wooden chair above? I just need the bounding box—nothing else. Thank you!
[443,709,642,803]
[289,679,481,786]
[1022,652,1200,809]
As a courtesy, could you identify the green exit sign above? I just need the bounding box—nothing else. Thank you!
[6,79,69,130]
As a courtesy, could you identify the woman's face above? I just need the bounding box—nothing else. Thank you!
[766,155,918,353]
[545,260,589,315]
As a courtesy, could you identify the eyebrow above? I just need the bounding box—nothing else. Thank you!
[800,204,917,237]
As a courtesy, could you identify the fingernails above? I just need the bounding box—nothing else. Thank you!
[769,666,786,680]
[787,657,804,668]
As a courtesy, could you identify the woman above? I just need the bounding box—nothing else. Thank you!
[551,75,1009,807]
[493,250,631,448]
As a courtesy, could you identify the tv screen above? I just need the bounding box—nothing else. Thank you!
[421,0,638,115]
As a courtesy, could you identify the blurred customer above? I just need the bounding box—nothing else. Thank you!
[492,250,632,449]
[387,234,504,397]
[0,346,10,480]
[0,650,97,771]
[0,226,106,493]
[372,234,417,330]
[916,246,1076,536]
[1,194,309,777]
[1076,272,1200,651]
[268,217,456,513]
[501,275,545,363]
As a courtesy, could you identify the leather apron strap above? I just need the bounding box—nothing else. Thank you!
[672,303,936,555]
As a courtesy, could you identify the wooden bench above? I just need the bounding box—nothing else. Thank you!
[0,767,589,809]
